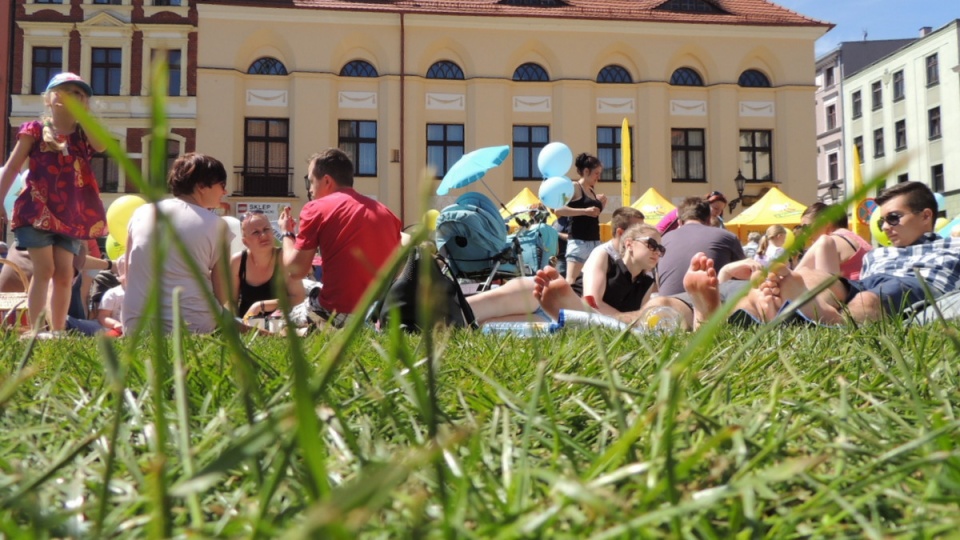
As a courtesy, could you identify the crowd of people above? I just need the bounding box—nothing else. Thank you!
[0,72,402,338]
[1,72,957,338]
[467,153,960,333]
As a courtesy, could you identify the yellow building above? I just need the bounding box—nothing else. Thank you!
[197,0,829,225]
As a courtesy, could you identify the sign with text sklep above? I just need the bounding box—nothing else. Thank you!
[236,202,287,220]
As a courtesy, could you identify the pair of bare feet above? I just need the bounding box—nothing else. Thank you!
[532,252,798,328]
[682,252,789,324]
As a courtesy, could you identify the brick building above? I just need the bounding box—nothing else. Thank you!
[8,0,196,210]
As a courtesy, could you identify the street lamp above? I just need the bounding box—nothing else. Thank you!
[729,170,747,211]
[829,182,841,203]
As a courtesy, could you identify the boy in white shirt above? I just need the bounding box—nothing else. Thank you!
[97,255,125,337]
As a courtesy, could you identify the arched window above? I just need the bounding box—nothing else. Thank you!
[247,57,287,75]
[670,67,703,86]
[738,69,771,87]
[340,60,378,77]
[597,65,633,84]
[513,62,549,82]
[426,60,465,80]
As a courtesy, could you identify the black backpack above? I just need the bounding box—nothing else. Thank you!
[377,244,477,332]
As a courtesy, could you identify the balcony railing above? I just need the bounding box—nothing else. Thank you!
[233,166,295,198]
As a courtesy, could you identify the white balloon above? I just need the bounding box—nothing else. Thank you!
[221,215,245,255]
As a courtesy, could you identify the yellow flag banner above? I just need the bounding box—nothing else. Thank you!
[621,118,631,207]
[850,144,871,241]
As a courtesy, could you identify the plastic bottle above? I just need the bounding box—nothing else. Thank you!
[556,309,628,330]
[556,307,683,334]
[638,305,683,334]
[481,321,560,337]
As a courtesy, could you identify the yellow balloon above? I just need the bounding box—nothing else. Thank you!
[425,209,440,231]
[106,195,147,246]
[782,228,795,250]
[869,207,892,247]
[935,217,949,231]
[105,233,125,261]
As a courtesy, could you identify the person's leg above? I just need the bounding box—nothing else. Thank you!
[26,246,54,330]
[565,260,584,284]
[533,266,591,320]
[845,291,883,323]
[466,276,538,323]
[66,315,104,336]
[48,246,76,332]
[68,273,86,320]
[764,266,847,325]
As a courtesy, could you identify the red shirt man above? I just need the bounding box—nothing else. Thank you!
[280,149,401,316]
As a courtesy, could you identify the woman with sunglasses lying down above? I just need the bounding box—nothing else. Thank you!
[230,211,304,321]
[466,222,664,324]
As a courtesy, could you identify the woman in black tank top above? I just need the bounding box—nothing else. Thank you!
[553,153,607,283]
[230,212,305,319]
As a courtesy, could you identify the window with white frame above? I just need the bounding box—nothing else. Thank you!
[738,130,772,182]
[513,125,549,180]
[150,49,182,96]
[672,128,706,183]
[32,47,63,94]
[338,120,377,177]
[426,124,464,178]
[929,107,941,140]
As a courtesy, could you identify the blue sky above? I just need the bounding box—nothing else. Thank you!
[772,0,959,57]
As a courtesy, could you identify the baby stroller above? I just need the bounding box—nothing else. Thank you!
[499,209,559,278]
[435,192,558,293]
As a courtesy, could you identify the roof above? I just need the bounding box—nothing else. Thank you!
[202,0,832,28]
[821,39,917,77]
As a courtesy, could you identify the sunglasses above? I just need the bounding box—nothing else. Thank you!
[303,175,312,200]
[877,211,918,227]
[631,236,666,256]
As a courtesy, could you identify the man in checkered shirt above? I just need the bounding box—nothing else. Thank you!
[756,181,959,324]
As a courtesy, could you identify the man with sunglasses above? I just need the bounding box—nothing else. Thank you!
[746,181,960,325]
[279,148,401,326]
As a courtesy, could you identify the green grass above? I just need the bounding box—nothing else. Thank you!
[6,60,957,538]
[1,319,959,538]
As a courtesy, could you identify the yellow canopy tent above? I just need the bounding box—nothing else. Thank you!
[500,187,556,230]
[600,187,676,241]
[726,187,807,242]
[631,187,676,224]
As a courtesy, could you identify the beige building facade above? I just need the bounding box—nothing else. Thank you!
[197,0,829,225]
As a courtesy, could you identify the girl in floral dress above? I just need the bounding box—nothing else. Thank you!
[0,73,107,336]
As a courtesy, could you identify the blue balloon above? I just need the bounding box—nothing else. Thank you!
[3,170,27,217]
[537,142,573,178]
[539,176,575,209]
[934,192,946,213]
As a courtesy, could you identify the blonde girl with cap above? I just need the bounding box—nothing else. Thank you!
[0,72,107,336]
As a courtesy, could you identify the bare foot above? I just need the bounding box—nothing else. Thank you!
[775,267,831,322]
[755,274,783,322]
[682,252,720,329]
[533,266,587,320]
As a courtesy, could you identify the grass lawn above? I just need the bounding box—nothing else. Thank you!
[1,315,959,538]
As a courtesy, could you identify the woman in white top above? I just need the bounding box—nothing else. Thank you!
[122,153,231,334]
